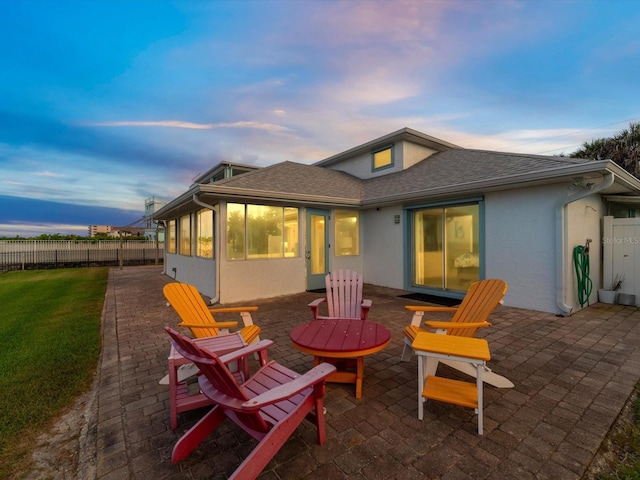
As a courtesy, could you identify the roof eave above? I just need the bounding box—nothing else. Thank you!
[198,185,361,207]
[362,161,629,208]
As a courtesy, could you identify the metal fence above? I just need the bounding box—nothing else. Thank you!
[0,240,164,273]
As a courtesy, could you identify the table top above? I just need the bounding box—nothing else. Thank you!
[168,331,246,360]
[412,332,490,361]
[290,319,390,356]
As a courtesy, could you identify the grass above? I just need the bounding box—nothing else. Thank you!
[595,383,640,480]
[0,267,108,478]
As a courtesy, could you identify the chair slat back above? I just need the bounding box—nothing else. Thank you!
[164,283,220,338]
[449,279,508,337]
[325,269,363,319]
[164,327,270,433]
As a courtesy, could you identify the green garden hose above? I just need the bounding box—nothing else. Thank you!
[573,244,592,308]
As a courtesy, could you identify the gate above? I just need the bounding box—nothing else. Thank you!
[602,216,640,305]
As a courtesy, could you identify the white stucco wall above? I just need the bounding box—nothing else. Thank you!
[484,184,567,313]
[219,257,306,303]
[164,253,217,299]
[484,184,606,314]
[565,195,606,309]
[360,206,406,289]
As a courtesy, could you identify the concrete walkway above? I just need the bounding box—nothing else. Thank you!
[86,265,640,479]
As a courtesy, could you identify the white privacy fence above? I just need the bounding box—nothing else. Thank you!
[0,240,164,273]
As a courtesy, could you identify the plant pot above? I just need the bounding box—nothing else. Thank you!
[598,289,618,304]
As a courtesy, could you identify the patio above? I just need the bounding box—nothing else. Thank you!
[86,265,640,479]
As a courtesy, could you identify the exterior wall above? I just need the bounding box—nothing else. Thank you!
[326,141,437,179]
[360,205,406,289]
[402,143,437,169]
[566,195,606,310]
[219,257,306,303]
[164,253,217,299]
[484,184,568,313]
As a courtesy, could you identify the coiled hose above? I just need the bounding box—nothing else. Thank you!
[573,244,592,308]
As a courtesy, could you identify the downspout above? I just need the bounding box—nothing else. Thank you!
[193,195,220,304]
[555,173,614,316]
[160,220,167,275]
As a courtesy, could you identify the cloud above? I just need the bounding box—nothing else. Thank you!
[0,195,142,227]
[0,110,200,170]
[33,170,65,178]
[81,120,291,132]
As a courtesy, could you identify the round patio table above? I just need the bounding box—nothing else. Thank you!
[290,318,390,398]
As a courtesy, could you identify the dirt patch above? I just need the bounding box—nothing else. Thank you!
[582,386,639,479]
[12,388,97,480]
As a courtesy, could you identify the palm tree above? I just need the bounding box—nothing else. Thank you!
[571,122,640,177]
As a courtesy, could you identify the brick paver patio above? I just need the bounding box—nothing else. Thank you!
[84,265,640,479]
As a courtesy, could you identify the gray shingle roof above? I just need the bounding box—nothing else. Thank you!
[361,149,595,201]
[209,161,363,201]
[189,146,610,211]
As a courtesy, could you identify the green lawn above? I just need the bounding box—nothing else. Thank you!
[0,268,108,478]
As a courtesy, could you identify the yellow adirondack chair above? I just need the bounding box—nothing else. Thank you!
[401,278,512,388]
[163,283,261,345]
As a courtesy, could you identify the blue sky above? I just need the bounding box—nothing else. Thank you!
[2,0,640,237]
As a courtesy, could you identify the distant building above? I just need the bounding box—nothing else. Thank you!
[89,225,112,237]
[111,226,145,237]
[144,197,166,241]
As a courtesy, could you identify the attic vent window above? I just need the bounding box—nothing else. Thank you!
[372,145,393,171]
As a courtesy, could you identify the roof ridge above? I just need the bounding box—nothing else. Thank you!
[454,148,593,164]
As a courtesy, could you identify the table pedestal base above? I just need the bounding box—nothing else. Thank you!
[314,356,364,399]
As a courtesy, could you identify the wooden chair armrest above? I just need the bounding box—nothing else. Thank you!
[361,299,372,308]
[218,339,274,364]
[241,363,337,410]
[405,305,458,313]
[307,298,327,308]
[424,321,492,330]
[178,321,239,329]
[207,306,259,313]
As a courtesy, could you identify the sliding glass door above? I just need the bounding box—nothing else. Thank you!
[412,203,480,292]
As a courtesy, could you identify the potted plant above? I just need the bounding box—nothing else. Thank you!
[598,274,624,304]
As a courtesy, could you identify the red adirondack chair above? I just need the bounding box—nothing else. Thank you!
[308,269,372,320]
[164,327,336,480]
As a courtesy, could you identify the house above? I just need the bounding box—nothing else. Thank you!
[153,128,640,315]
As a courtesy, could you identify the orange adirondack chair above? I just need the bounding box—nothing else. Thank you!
[165,326,336,479]
[308,269,372,320]
[401,279,512,388]
[163,282,261,344]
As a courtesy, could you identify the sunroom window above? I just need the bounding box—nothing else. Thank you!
[226,203,299,260]
[179,214,191,256]
[196,209,213,259]
[167,220,176,254]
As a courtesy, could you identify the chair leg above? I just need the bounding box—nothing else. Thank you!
[312,384,328,445]
[400,339,413,362]
[172,406,226,463]
[228,399,314,480]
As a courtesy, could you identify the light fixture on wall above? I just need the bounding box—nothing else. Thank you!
[394,214,400,224]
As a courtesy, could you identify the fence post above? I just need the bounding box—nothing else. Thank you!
[119,233,124,270]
